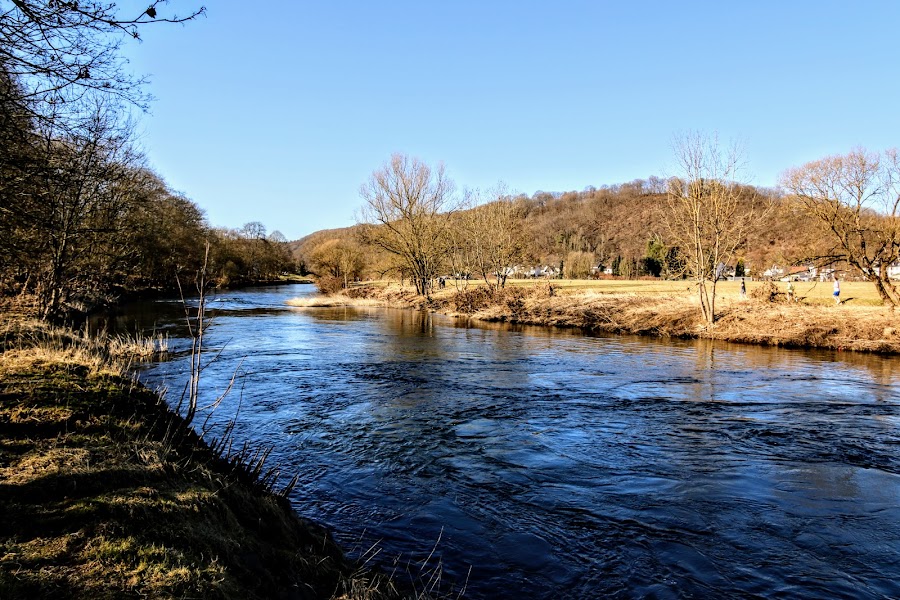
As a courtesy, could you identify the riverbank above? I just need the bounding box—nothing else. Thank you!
[289,283,900,354]
[0,319,402,599]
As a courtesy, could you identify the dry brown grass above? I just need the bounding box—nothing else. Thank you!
[333,282,900,354]
[0,318,168,378]
[502,277,887,306]
[287,296,384,308]
[711,302,900,352]
[0,362,249,598]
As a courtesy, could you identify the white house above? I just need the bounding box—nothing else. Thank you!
[526,265,560,278]
[780,265,817,282]
[763,265,785,279]
[888,261,900,280]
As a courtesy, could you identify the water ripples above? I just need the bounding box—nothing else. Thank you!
[133,284,900,599]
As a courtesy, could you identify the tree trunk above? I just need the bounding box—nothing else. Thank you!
[697,279,713,326]
[871,272,900,307]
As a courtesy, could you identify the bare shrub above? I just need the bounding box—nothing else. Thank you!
[501,287,528,319]
[453,287,496,313]
[533,281,556,298]
[316,276,344,295]
[750,281,785,303]
[344,285,377,299]
[565,251,596,279]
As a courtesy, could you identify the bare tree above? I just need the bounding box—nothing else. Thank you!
[122,169,209,287]
[0,65,41,288]
[27,100,143,320]
[358,153,456,296]
[239,221,266,278]
[465,184,527,288]
[666,132,753,325]
[0,0,205,114]
[0,1,206,313]
[309,238,366,289]
[565,251,595,279]
[780,148,900,306]
[445,206,476,290]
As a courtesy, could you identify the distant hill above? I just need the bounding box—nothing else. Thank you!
[293,179,828,279]
[288,225,362,272]
[516,183,826,274]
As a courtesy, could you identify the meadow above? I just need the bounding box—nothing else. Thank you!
[509,278,880,305]
[351,277,884,306]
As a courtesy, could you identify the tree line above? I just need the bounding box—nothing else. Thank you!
[0,2,295,322]
[296,156,774,293]
[298,142,900,315]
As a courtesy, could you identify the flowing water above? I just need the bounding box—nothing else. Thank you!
[110,283,900,599]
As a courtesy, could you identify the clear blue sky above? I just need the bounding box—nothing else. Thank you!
[124,1,900,240]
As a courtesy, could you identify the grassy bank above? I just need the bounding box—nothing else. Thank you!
[0,320,403,599]
[290,281,900,354]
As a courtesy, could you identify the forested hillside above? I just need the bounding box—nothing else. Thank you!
[292,178,828,283]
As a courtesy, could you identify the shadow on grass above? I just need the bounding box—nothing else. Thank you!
[0,367,360,600]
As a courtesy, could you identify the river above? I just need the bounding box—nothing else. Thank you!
[109,283,900,599]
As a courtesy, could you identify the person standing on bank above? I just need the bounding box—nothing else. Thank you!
[740,277,747,298]
[833,277,841,305]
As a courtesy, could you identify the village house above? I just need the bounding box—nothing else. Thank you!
[763,264,820,281]
[762,264,785,280]
[859,260,900,281]
[864,260,900,280]
[818,268,836,281]
[526,265,560,278]
[780,265,817,282]
[889,261,900,280]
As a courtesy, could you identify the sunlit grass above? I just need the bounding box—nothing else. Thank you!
[286,296,383,307]
[105,331,169,359]
[336,277,889,307]
[0,318,168,377]
[505,278,885,306]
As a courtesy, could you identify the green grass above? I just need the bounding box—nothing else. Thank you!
[0,361,366,599]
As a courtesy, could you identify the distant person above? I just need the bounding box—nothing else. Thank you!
[740,277,746,298]
[787,279,795,302]
[833,277,841,304]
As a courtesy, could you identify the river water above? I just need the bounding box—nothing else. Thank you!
[112,283,900,599]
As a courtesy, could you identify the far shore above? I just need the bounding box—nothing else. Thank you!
[288,279,900,354]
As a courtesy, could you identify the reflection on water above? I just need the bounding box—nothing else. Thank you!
[129,284,900,599]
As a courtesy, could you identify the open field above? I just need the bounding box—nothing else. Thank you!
[506,278,883,305]
[351,277,886,306]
